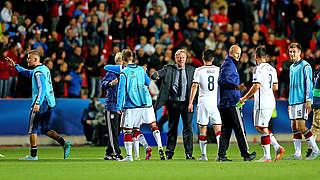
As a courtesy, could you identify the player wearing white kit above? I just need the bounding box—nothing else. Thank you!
[188,49,222,161]
[240,46,284,162]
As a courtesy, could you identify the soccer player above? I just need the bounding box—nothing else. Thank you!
[115,49,164,161]
[104,62,165,161]
[285,43,320,160]
[5,50,71,160]
[240,46,284,162]
[188,49,222,161]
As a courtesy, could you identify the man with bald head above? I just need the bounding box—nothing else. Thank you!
[216,45,256,161]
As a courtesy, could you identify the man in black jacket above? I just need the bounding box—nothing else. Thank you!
[151,49,195,160]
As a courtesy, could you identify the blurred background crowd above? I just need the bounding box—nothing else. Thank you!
[0,0,320,100]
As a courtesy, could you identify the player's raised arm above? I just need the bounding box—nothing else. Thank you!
[5,57,33,78]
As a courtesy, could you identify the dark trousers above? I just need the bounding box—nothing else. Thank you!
[218,107,250,158]
[105,111,121,156]
[165,101,193,157]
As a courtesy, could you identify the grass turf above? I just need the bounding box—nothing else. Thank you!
[0,143,320,180]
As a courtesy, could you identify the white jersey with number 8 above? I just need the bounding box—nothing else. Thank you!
[193,65,220,107]
[252,63,278,110]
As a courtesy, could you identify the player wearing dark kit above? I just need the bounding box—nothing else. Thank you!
[5,50,71,160]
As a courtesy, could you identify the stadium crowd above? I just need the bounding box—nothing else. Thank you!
[0,0,320,100]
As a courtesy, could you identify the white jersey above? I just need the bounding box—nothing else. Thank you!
[193,65,220,107]
[252,63,278,109]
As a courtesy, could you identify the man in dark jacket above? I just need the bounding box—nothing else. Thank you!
[151,49,196,160]
[101,52,123,160]
[216,45,256,161]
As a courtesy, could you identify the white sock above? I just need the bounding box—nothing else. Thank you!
[152,129,163,150]
[306,135,319,153]
[293,139,302,156]
[133,138,140,157]
[262,144,271,159]
[199,140,207,156]
[269,133,281,151]
[124,141,133,158]
[216,135,220,150]
[137,134,149,149]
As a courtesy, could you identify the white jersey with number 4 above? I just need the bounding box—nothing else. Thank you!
[193,65,220,107]
[252,62,278,109]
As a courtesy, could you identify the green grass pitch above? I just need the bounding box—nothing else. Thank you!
[0,144,320,180]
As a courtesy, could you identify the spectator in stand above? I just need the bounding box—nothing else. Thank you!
[191,31,206,60]
[278,58,292,99]
[134,36,155,55]
[240,32,250,52]
[295,10,312,49]
[149,44,164,70]
[205,32,216,51]
[75,14,87,47]
[107,46,120,65]
[7,14,19,39]
[32,15,49,38]
[7,42,22,97]
[136,48,150,67]
[135,17,151,39]
[52,62,71,98]
[1,1,12,23]
[67,63,83,98]
[146,0,167,17]
[158,24,173,50]
[266,33,280,67]
[68,46,84,68]
[96,2,109,41]
[164,48,174,65]
[46,31,60,58]
[166,6,180,29]
[150,17,163,42]
[304,48,317,71]
[18,16,33,41]
[182,20,198,49]
[0,47,9,98]
[49,0,62,32]
[62,28,80,58]
[109,9,126,50]
[86,15,104,50]
[33,32,48,57]
[171,22,184,50]
[85,45,104,98]
[198,8,213,30]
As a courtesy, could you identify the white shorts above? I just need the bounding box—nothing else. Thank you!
[196,106,222,126]
[120,106,156,129]
[254,108,274,127]
[289,103,308,120]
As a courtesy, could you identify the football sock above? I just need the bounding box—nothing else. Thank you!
[199,134,207,156]
[133,137,140,157]
[303,129,319,153]
[47,130,65,146]
[215,130,221,149]
[268,130,280,151]
[152,126,163,150]
[261,132,271,159]
[293,131,302,156]
[124,133,133,158]
[57,136,66,146]
[31,146,37,157]
[133,131,148,149]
